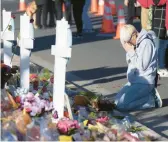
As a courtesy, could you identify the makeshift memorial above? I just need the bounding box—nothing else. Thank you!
[1,62,162,141]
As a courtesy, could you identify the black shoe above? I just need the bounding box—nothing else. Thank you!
[73,33,83,38]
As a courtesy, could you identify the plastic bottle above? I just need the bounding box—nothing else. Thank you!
[83,127,91,140]
[78,107,88,123]
[1,121,18,141]
[40,117,59,141]
[26,120,40,141]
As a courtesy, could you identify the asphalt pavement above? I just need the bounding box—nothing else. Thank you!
[1,0,168,139]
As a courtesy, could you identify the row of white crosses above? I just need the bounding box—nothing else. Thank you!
[1,9,33,90]
[1,9,73,122]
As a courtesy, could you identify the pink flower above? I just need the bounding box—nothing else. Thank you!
[57,119,80,134]
[96,116,110,123]
[50,75,54,84]
[24,101,32,108]
[39,100,45,108]
[30,106,40,116]
[26,92,35,101]
[44,101,52,111]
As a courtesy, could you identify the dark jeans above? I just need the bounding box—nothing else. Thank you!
[72,0,85,33]
[127,0,141,25]
[55,0,71,24]
[48,0,56,25]
[36,4,48,27]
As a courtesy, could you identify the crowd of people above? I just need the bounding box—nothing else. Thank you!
[30,0,91,38]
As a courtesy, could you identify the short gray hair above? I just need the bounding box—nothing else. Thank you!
[120,24,137,44]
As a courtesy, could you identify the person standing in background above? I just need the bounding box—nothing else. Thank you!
[152,0,168,77]
[35,0,48,29]
[48,0,56,28]
[82,0,94,33]
[136,0,153,30]
[71,0,86,38]
[55,0,71,24]
[124,0,141,25]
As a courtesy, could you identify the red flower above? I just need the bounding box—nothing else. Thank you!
[50,75,54,84]
[42,87,47,93]
[25,108,32,112]
[11,15,16,19]
[15,96,21,103]
[64,111,69,118]
[49,97,53,102]
[30,19,34,23]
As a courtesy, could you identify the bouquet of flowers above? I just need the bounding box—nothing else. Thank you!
[57,118,80,135]
[18,92,53,116]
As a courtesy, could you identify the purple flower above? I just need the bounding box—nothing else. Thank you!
[52,110,58,119]
[39,100,45,108]
[24,101,32,108]
[25,92,35,101]
[30,106,40,116]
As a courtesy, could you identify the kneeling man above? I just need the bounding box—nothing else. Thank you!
[115,24,162,111]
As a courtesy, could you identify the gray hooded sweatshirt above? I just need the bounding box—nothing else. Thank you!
[126,29,157,85]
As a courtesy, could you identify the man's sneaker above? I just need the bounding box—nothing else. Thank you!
[73,33,83,38]
[157,69,168,77]
[154,88,162,108]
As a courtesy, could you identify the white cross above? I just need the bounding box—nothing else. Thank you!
[20,14,34,91]
[1,9,15,67]
[51,18,73,122]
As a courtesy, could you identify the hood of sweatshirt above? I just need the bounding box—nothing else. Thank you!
[136,29,157,46]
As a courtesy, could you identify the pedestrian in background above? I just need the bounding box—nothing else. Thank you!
[48,0,56,28]
[136,0,153,30]
[82,0,94,33]
[71,0,86,38]
[152,0,168,77]
[55,0,71,24]
[35,0,48,29]
[124,0,141,25]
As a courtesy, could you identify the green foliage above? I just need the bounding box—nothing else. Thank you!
[39,68,52,81]
[78,91,102,102]
[128,126,146,133]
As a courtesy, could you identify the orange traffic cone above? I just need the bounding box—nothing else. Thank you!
[90,0,98,13]
[96,0,104,16]
[109,0,116,16]
[19,0,26,11]
[100,0,115,33]
[62,3,65,12]
[113,5,126,39]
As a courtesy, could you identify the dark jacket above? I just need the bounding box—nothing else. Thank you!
[128,0,141,17]
[35,0,47,5]
[152,0,167,39]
